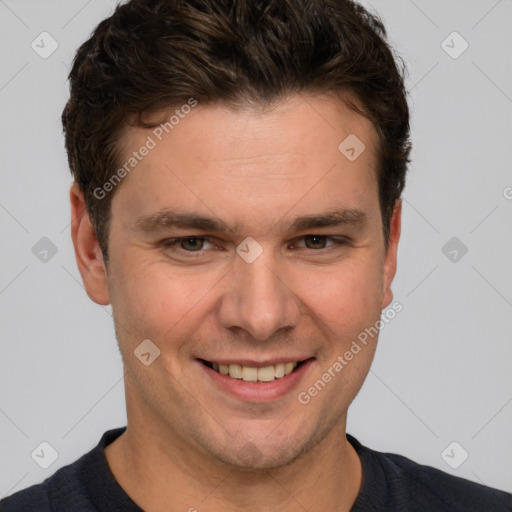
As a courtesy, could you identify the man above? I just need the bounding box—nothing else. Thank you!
[2,0,511,510]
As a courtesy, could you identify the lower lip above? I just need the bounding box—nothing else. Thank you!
[199,359,314,403]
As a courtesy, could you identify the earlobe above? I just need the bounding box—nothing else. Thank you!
[70,183,111,306]
[381,200,402,310]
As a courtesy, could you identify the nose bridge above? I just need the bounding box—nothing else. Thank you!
[218,248,301,341]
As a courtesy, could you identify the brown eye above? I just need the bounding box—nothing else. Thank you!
[179,237,206,251]
[160,237,216,256]
[303,235,329,249]
[294,235,350,251]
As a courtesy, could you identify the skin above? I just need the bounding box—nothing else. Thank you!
[71,93,401,512]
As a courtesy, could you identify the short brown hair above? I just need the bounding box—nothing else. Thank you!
[62,0,411,260]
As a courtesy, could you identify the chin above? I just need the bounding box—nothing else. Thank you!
[211,443,306,472]
[196,423,323,472]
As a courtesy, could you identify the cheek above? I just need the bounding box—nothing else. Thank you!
[292,257,384,334]
[108,245,384,349]
[108,256,225,341]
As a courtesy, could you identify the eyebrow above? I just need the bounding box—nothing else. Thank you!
[134,208,368,234]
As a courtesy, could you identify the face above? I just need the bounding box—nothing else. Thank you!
[75,93,400,470]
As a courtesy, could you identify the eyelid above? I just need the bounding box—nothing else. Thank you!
[161,236,215,251]
[293,235,351,248]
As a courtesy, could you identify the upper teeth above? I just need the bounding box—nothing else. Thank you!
[212,362,298,382]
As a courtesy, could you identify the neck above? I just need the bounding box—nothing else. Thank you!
[105,403,362,512]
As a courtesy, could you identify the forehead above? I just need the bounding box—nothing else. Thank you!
[120,92,378,165]
[112,93,381,232]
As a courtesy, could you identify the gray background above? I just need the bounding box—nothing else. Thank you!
[1,0,511,499]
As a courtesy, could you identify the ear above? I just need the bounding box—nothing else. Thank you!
[381,200,402,310]
[70,183,110,305]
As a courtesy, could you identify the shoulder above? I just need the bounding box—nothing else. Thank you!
[0,459,84,512]
[1,481,53,511]
[382,450,512,510]
[0,428,126,512]
[349,435,512,511]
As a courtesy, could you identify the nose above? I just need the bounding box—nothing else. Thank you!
[217,250,302,341]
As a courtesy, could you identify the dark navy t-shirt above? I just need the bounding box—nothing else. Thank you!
[2,427,511,511]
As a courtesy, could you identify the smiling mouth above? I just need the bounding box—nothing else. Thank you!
[199,359,307,383]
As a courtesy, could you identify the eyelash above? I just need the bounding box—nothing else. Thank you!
[160,235,351,255]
